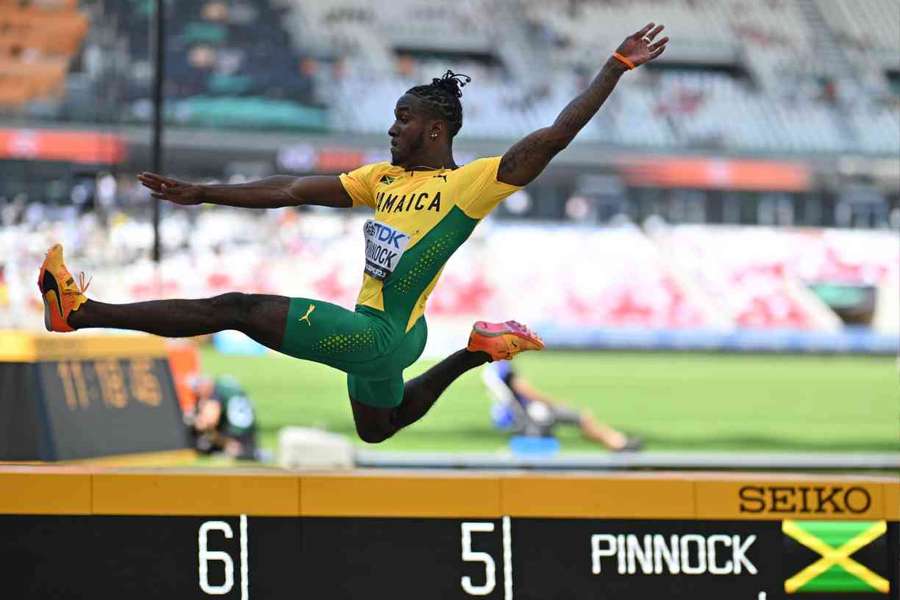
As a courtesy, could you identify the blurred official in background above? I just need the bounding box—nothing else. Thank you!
[483,361,642,452]
[186,375,259,460]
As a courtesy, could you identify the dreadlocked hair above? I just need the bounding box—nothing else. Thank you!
[406,70,472,137]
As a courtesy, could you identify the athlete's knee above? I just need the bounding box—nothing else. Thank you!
[355,419,396,444]
[356,426,393,444]
[350,397,398,443]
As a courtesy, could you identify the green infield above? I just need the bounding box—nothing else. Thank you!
[200,349,899,453]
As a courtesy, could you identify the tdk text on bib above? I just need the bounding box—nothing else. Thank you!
[364,219,410,281]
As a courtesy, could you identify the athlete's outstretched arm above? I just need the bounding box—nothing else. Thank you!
[497,23,668,187]
[137,172,352,209]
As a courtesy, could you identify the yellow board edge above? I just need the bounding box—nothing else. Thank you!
[62,449,197,468]
[0,467,896,520]
[0,331,169,362]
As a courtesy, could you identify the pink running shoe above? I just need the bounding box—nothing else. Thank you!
[467,320,544,361]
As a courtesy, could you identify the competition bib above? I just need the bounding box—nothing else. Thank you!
[363,219,410,281]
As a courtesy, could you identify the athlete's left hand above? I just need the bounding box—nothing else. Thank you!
[615,23,669,67]
[138,172,204,205]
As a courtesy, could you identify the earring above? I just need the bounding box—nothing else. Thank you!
[431,132,438,140]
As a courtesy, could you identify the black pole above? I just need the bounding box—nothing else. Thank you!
[151,0,165,263]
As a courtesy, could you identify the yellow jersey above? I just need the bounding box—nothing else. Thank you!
[339,156,520,331]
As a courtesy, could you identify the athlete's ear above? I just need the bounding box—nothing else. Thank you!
[429,122,442,141]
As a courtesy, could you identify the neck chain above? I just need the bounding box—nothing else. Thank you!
[405,163,457,173]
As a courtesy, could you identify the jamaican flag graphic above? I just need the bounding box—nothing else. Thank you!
[783,520,890,595]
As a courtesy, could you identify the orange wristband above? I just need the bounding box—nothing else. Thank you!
[612,52,635,70]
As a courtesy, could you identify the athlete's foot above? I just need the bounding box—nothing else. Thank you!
[467,320,544,361]
[37,244,91,332]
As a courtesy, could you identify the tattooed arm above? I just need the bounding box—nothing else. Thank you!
[497,23,669,187]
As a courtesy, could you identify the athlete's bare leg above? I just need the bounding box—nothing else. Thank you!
[350,348,490,443]
[68,294,289,350]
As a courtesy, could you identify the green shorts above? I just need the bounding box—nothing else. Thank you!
[279,297,427,408]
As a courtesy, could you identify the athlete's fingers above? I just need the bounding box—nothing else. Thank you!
[145,172,175,184]
[649,36,669,51]
[138,174,171,191]
[158,182,184,196]
[650,44,667,59]
[645,25,664,42]
[632,22,655,39]
[138,171,166,183]
[160,184,189,198]
[140,172,180,188]
[137,173,161,187]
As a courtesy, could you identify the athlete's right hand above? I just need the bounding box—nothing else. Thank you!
[138,172,204,205]
[615,23,668,67]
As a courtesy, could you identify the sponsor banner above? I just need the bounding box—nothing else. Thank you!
[696,481,886,521]
[277,144,389,173]
[0,128,127,164]
[363,219,410,281]
[618,156,811,191]
[0,515,894,599]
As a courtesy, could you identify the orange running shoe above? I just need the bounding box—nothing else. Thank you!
[37,244,90,332]
[467,320,544,361]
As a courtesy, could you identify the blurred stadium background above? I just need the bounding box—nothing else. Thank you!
[0,0,897,459]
